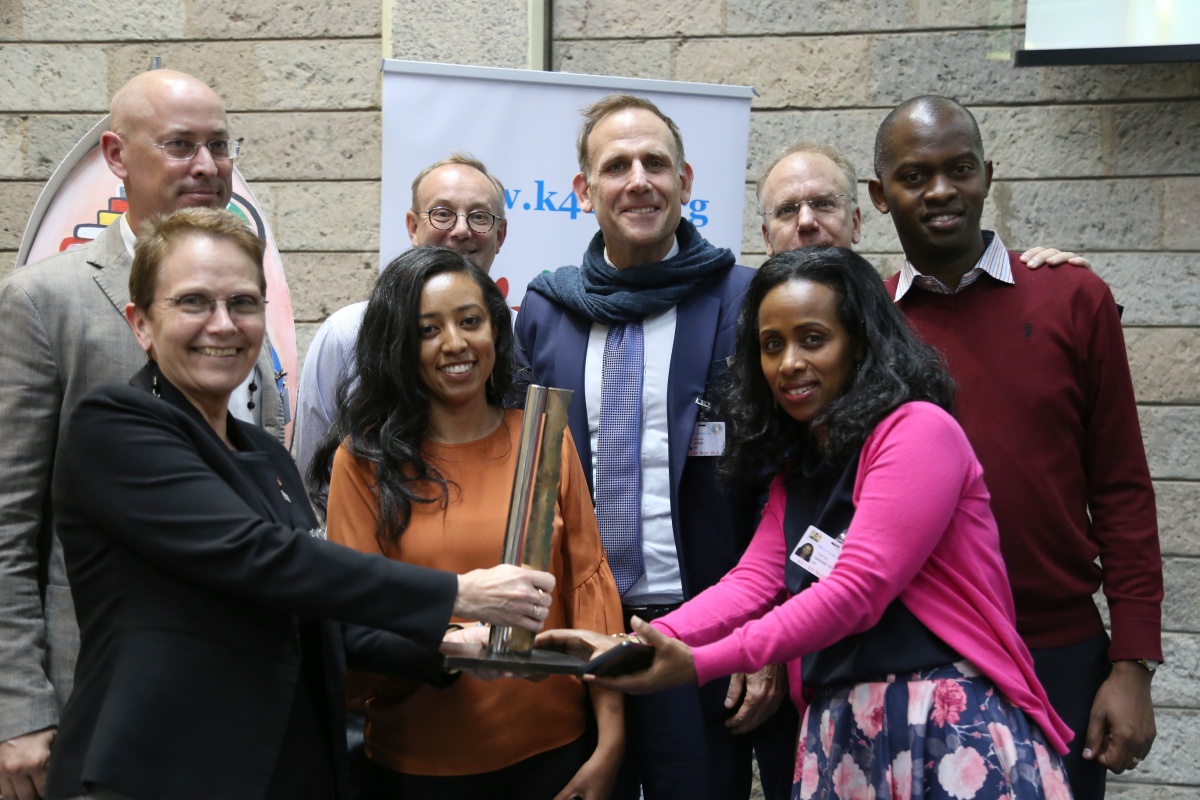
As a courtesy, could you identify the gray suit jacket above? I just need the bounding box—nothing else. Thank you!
[0,221,284,742]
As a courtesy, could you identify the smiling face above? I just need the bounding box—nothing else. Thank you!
[572,107,694,269]
[760,151,862,255]
[128,233,264,425]
[868,108,993,281]
[417,272,497,416]
[406,163,507,272]
[104,71,234,233]
[758,279,855,424]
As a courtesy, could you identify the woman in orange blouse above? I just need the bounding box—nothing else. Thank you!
[310,246,624,800]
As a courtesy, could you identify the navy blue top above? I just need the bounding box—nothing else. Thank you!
[783,450,960,688]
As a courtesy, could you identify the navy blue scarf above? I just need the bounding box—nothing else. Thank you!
[526,219,735,324]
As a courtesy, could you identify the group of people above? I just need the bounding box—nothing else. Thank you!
[0,65,1161,800]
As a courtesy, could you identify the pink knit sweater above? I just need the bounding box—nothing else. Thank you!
[654,402,1072,754]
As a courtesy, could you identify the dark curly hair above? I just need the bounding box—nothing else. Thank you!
[308,246,522,550]
[721,246,954,478]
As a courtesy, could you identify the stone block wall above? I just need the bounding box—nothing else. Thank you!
[1,0,1195,794]
[0,0,393,367]
[554,1,1200,796]
[0,0,532,372]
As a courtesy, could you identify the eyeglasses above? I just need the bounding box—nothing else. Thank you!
[161,293,267,318]
[122,136,243,161]
[762,194,853,220]
[421,207,503,233]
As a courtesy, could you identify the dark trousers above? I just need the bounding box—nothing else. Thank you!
[1031,631,1112,800]
[612,679,752,800]
[612,606,798,800]
[752,699,800,800]
[345,709,366,800]
[362,732,592,800]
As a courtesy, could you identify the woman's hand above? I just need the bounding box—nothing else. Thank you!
[443,624,490,646]
[589,617,696,694]
[552,685,623,800]
[551,742,621,800]
[535,627,618,661]
[454,565,555,632]
[444,624,549,683]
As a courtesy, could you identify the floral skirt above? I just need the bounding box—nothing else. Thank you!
[792,661,1072,800]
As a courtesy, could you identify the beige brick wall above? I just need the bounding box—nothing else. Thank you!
[553,1,1200,797]
[0,0,391,368]
[0,0,535,371]
[0,1,1195,795]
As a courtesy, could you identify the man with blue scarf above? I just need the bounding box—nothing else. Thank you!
[516,95,796,800]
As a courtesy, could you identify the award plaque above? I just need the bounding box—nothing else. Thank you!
[441,384,595,675]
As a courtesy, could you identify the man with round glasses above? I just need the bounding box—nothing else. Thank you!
[419,206,502,234]
[0,68,284,800]
[405,155,507,269]
[294,152,507,503]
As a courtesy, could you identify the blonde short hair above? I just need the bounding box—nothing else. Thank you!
[130,207,265,313]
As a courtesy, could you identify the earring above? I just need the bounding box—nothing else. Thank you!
[248,380,257,411]
[152,374,161,398]
[488,373,496,391]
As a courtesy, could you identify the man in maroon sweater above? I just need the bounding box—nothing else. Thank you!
[867,95,1163,800]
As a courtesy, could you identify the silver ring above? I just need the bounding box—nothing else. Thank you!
[535,604,544,618]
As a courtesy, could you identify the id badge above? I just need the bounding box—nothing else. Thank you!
[788,524,842,580]
[688,421,726,457]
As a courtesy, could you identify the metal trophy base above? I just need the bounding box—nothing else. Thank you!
[440,641,590,676]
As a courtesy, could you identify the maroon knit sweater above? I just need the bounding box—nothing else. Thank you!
[885,250,1162,660]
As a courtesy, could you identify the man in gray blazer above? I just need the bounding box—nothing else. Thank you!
[0,69,283,800]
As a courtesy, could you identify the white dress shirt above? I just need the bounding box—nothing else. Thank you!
[584,241,684,605]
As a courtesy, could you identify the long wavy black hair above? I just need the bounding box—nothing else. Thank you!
[308,246,521,550]
[722,246,954,478]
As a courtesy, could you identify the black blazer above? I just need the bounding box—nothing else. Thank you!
[46,365,459,800]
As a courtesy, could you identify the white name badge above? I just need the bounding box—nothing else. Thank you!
[788,524,843,580]
[688,421,726,457]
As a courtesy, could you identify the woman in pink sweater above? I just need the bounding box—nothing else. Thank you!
[542,247,1074,800]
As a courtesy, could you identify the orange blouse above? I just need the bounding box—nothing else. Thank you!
[325,409,622,776]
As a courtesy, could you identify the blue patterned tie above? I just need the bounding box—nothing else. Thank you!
[596,322,645,595]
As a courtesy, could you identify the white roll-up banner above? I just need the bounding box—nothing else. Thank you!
[381,59,755,310]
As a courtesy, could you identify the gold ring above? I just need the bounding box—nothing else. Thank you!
[537,588,544,605]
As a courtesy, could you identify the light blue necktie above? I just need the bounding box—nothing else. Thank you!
[596,322,645,595]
